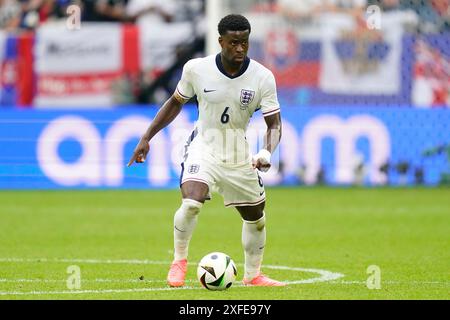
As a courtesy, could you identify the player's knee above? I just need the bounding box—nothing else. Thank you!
[244,214,265,231]
[254,214,265,231]
[181,198,203,217]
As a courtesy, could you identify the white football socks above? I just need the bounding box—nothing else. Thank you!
[173,198,203,261]
[242,213,266,280]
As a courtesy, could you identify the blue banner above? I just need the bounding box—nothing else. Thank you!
[0,106,449,189]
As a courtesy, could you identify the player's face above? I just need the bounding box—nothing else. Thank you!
[219,30,250,65]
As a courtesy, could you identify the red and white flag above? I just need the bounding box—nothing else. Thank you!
[34,22,138,108]
[412,39,450,107]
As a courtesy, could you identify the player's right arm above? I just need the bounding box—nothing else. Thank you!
[127,94,187,167]
[127,59,196,167]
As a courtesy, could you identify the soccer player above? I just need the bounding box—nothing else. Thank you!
[128,14,285,287]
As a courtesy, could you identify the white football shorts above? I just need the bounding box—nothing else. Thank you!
[180,144,266,207]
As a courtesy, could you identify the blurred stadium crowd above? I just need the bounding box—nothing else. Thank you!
[0,1,448,33]
[258,0,449,33]
[0,0,205,31]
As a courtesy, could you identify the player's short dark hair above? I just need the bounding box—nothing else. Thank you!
[218,14,251,36]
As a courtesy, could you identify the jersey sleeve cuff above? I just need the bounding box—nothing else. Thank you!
[174,87,192,102]
[262,108,280,117]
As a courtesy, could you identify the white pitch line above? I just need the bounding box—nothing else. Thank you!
[0,257,345,296]
[329,280,450,285]
[0,279,197,284]
[1,279,448,286]
[0,257,345,284]
[0,286,206,296]
[0,257,169,265]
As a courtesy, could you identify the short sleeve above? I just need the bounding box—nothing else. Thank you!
[260,72,280,117]
[174,60,195,102]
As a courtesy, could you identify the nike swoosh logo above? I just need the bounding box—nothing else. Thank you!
[259,191,265,196]
[203,89,217,93]
[174,226,185,233]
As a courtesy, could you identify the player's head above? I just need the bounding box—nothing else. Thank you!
[218,14,251,65]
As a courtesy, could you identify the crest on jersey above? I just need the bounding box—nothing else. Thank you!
[240,89,255,107]
[188,164,200,174]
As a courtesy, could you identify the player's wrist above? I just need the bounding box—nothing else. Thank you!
[141,133,152,143]
[255,149,271,164]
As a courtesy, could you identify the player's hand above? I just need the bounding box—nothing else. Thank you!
[127,138,150,167]
[252,149,271,172]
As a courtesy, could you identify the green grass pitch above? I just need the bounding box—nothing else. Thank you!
[0,187,448,300]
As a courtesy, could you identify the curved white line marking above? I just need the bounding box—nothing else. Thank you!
[0,257,344,296]
[264,265,343,284]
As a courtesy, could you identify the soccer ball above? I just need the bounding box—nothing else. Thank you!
[197,252,237,291]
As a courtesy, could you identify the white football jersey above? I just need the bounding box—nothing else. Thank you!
[175,54,280,165]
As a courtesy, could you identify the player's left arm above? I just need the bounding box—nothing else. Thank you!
[252,112,282,172]
[253,69,282,172]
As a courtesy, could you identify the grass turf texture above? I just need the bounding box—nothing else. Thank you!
[0,187,448,300]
